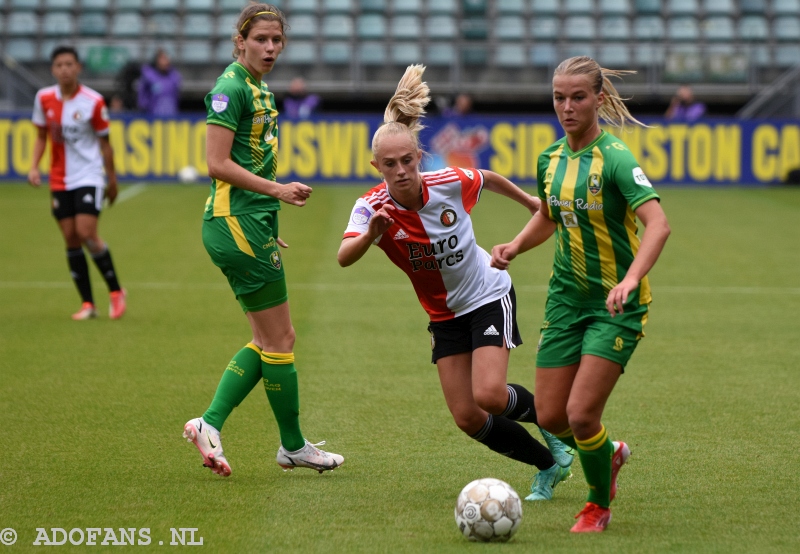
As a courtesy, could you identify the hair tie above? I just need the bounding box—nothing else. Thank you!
[240,11,278,31]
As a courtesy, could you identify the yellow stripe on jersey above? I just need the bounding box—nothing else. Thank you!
[244,77,266,174]
[560,155,589,295]
[623,206,652,304]
[543,144,564,199]
[224,215,256,258]
[213,179,231,217]
[586,146,618,296]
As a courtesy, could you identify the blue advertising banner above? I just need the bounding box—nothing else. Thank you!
[1,112,798,185]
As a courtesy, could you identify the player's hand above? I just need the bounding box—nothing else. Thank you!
[277,237,288,248]
[491,243,518,270]
[606,276,638,317]
[106,178,118,206]
[27,168,41,188]
[278,182,312,206]
[528,195,541,215]
[368,204,396,237]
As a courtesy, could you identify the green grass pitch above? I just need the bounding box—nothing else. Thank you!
[1,182,799,553]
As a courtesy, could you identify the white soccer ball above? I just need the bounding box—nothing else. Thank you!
[454,478,522,542]
[177,165,200,183]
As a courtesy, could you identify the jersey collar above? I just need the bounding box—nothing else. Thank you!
[564,130,606,159]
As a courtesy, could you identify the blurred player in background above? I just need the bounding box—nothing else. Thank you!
[182,3,343,477]
[28,45,126,321]
[338,65,575,501]
[491,56,671,532]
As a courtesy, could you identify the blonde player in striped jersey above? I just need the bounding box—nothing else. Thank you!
[491,56,671,533]
[338,65,576,501]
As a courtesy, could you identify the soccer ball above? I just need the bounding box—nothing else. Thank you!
[454,478,522,542]
[177,165,199,183]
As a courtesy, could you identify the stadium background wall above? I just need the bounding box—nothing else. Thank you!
[1,112,798,185]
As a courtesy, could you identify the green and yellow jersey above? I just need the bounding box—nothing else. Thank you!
[537,130,660,309]
[203,62,280,219]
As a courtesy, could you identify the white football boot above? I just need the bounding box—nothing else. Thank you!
[276,440,344,473]
[182,417,231,477]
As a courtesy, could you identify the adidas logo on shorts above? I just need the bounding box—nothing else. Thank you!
[82,194,93,203]
[393,229,409,240]
[484,325,500,336]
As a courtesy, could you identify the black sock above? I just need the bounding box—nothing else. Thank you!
[91,247,121,292]
[470,414,555,470]
[500,383,538,424]
[67,247,93,303]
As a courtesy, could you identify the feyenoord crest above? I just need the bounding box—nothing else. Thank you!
[440,208,457,227]
[588,173,602,195]
[72,110,83,121]
[270,250,281,270]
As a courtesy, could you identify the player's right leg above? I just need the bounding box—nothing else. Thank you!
[54,195,96,319]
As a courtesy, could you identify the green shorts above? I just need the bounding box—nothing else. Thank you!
[535,297,650,371]
[202,211,288,313]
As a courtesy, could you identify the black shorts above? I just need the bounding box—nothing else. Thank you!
[427,286,523,363]
[51,186,104,220]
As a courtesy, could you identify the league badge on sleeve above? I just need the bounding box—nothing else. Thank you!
[211,94,230,113]
[351,206,372,225]
[632,167,652,187]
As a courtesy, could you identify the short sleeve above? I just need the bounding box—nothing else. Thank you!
[205,80,242,132]
[611,145,660,210]
[453,167,484,213]
[91,99,110,136]
[343,198,381,244]
[31,92,45,127]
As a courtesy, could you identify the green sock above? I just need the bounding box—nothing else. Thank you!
[575,425,615,508]
[261,352,305,452]
[555,428,578,450]
[202,343,263,431]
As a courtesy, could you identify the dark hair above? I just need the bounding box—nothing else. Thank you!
[50,45,79,63]
[230,3,288,60]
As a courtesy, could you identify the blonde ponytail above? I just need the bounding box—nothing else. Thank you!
[372,64,430,156]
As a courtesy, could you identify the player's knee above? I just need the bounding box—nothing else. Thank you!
[565,407,597,437]
[452,409,485,435]
[473,387,507,415]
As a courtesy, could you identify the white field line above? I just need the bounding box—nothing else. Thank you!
[114,183,147,205]
[1,282,799,295]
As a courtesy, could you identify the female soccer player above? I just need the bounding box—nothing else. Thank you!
[28,45,126,321]
[182,3,343,477]
[491,56,671,532]
[338,65,574,500]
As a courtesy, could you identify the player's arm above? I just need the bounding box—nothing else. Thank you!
[605,199,670,316]
[27,126,48,187]
[206,123,311,207]
[481,170,540,215]
[490,203,557,270]
[337,204,395,267]
[99,135,118,205]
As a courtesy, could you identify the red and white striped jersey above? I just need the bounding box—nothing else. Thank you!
[343,167,511,321]
[31,84,110,191]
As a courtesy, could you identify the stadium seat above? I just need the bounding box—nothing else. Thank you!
[322,41,352,64]
[773,0,800,15]
[427,0,456,14]
[149,13,178,37]
[9,0,40,8]
[288,0,318,13]
[634,42,664,64]
[390,42,422,64]
[565,0,595,15]
[219,0,248,10]
[462,45,488,65]
[5,39,39,62]
[358,41,387,65]
[392,0,422,13]
[42,12,75,36]
[497,0,526,15]
[356,13,386,39]
[80,0,111,11]
[281,40,317,64]
[495,44,527,67]
[149,0,179,11]
[322,0,354,13]
[462,0,488,14]
[180,40,212,64]
[744,44,770,66]
[739,0,766,14]
[599,0,630,15]
[633,0,660,14]
[43,0,76,9]
[77,12,108,36]
[702,0,734,15]
[530,43,557,66]
[774,44,800,66]
[426,42,455,65]
[598,43,631,66]
[322,15,353,38]
[664,44,702,80]
[530,17,559,40]
[495,16,526,40]
[706,44,746,82]
[214,40,236,63]
[667,16,700,41]
[599,16,631,40]
[111,12,143,37]
[461,16,489,38]
[667,0,698,15]
[390,15,421,39]
[288,14,318,38]
[7,12,39,36]
[216,13,239,39]
[115,0,141,11]
[143,41,176,61]
[183,14,214,38]
[633,15,665,39]
[359,0,387,13]
[531,0,558,15]
[773,17,800,41]
[704,16,735,42]
[426,15,457,39]
[563,16,596,40]
[564,43,595,60]
[738,15,768,41]
[184,0,214,12]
